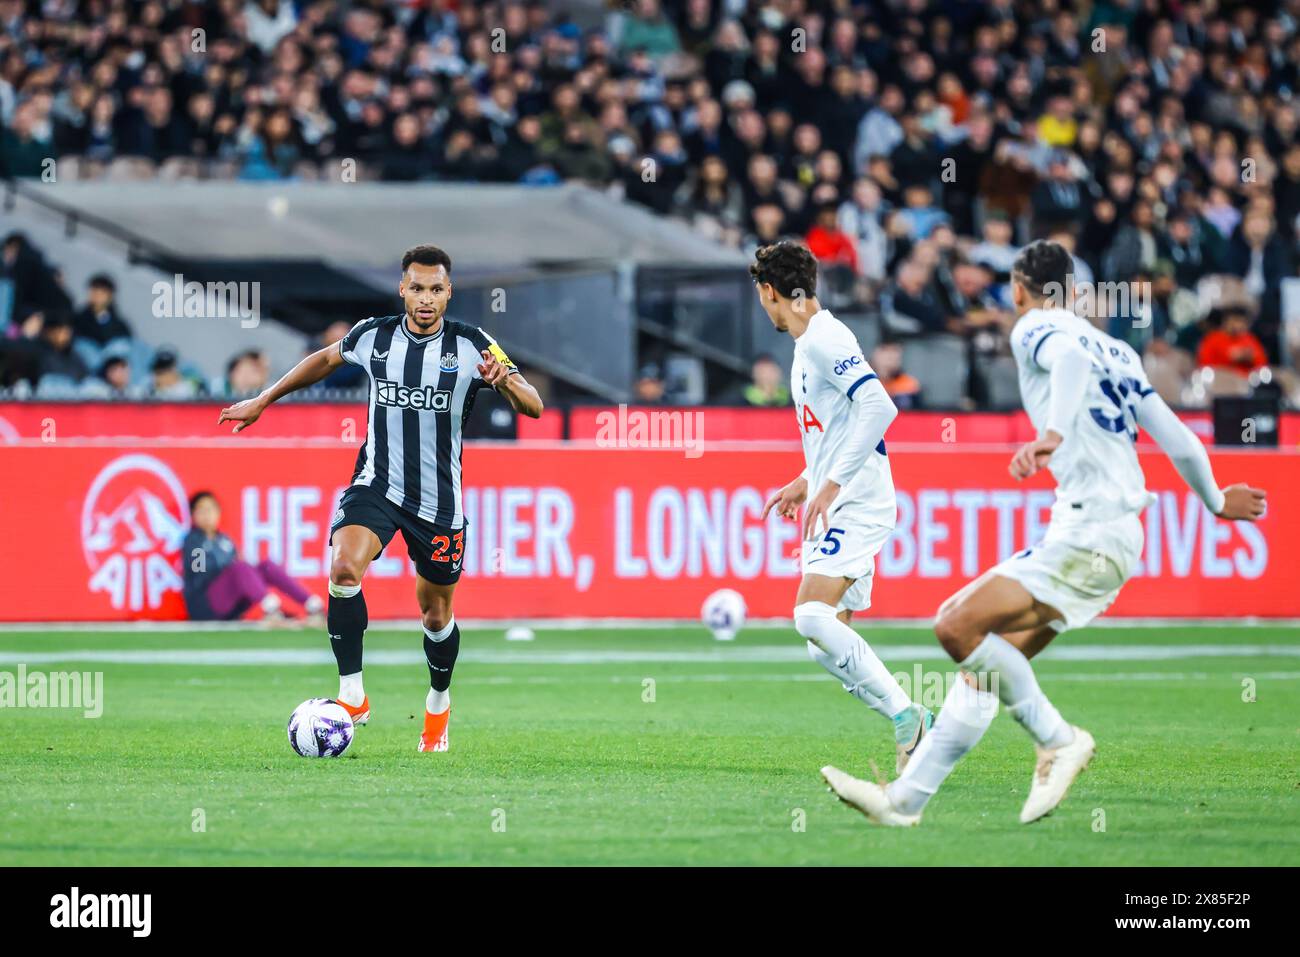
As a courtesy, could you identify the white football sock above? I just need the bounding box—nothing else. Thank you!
[794,602,911,718]
[426,688,450,715]
[887,672,998,814]
[338,671,364,707]
[805,640,892,719]
[962,634,1074,749]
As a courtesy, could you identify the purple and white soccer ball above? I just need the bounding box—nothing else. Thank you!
[702,588,746,641]
[287,698,354,758]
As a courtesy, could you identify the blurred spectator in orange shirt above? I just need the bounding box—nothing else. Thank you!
[871,341,922,409]
[1196,307,1268,377]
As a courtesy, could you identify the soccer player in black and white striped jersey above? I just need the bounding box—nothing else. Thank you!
[219,245,543,752]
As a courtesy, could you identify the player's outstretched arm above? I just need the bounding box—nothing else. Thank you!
[1135,391,1266,521]
[217,343,343,433]
[476,349,543,418]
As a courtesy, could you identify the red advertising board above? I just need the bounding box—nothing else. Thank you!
[0,441,1291,621]
[3,403,1298,445]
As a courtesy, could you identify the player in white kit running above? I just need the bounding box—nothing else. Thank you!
[752,241,932,774]
[822,240,1267,825]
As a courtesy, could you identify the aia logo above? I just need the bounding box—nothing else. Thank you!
[799,403,824,432]
[833,355,863,375]
[81,454,187,612]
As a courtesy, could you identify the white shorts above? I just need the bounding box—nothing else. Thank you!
[990,514,1145,632]
[801,512,894,613]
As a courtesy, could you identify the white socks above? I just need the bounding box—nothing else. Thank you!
[962,633,1074,749]
[426,688,450,714]
[887,672,998,814]
[805,641,892,718]
[795,601,911,718]
[338,671,364,707]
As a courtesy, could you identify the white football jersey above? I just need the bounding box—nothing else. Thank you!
[791,309,897,527]
[1010,307,1157,522]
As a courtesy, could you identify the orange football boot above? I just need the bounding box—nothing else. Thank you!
[335,695,370,726]
[417,708,450,752]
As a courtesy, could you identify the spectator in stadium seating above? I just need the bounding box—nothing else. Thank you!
[1226,209,1292,360]
[897,184,948,241]
[245,0,298,55]
[1274,143,1300,235]
[634,362,667,404]
[377,112,434,182]
[237,108,304,180]
[1104,199,1161,281]
[225,349,270,397]
[35,313,88,385]
[542,119,614,185]
[625,129,690,214]
[884,259,946,335]
[870,341,922,410]
[316,321,366,391]
[675,154,745,239]
[181,490,323,624]
[854,85,905,175]
[967,213,1018,277]
[805,201,858,276]
[614,0,682,59]
[743,201,787,252]
[495,114,546,183]
[1031,152,1088,234]
[95,354,137,399]
[1196,307,1269,378]
[149,348,202,399]
[837,177,889,284]
[72,274,132,345]
[0,99,51,178]
[732,353,790,408]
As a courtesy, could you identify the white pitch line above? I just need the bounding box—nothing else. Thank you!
[0,644,1297,667]
[3,617,1300,633]
[446,670,1300,686]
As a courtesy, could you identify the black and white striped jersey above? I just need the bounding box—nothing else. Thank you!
[338,314,517,528]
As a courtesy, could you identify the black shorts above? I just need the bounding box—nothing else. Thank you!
[329,484,465,585]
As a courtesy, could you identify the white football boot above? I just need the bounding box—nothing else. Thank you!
[821,765,921,827]
[1019,726,1095,824]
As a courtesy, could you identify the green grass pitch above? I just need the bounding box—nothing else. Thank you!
[2,623,1297,866]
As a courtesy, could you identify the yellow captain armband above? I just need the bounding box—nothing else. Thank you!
[488,342,514,368]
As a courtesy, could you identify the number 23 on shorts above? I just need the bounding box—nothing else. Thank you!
[431,531,464,565]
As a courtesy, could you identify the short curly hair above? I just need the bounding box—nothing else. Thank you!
[1011,240,1073,298]
[749,241,818,299]
[402,244,452,273]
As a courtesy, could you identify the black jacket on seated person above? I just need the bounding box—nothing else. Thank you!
[73,305,132,345]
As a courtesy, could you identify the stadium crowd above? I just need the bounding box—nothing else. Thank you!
[2,0,1299,408]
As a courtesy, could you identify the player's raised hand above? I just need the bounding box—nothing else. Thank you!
[477,349,508,388]
[217,396,266,433]
[1009,432,1063,480]
[761,475,808,522]
[1216,483,1267,521]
